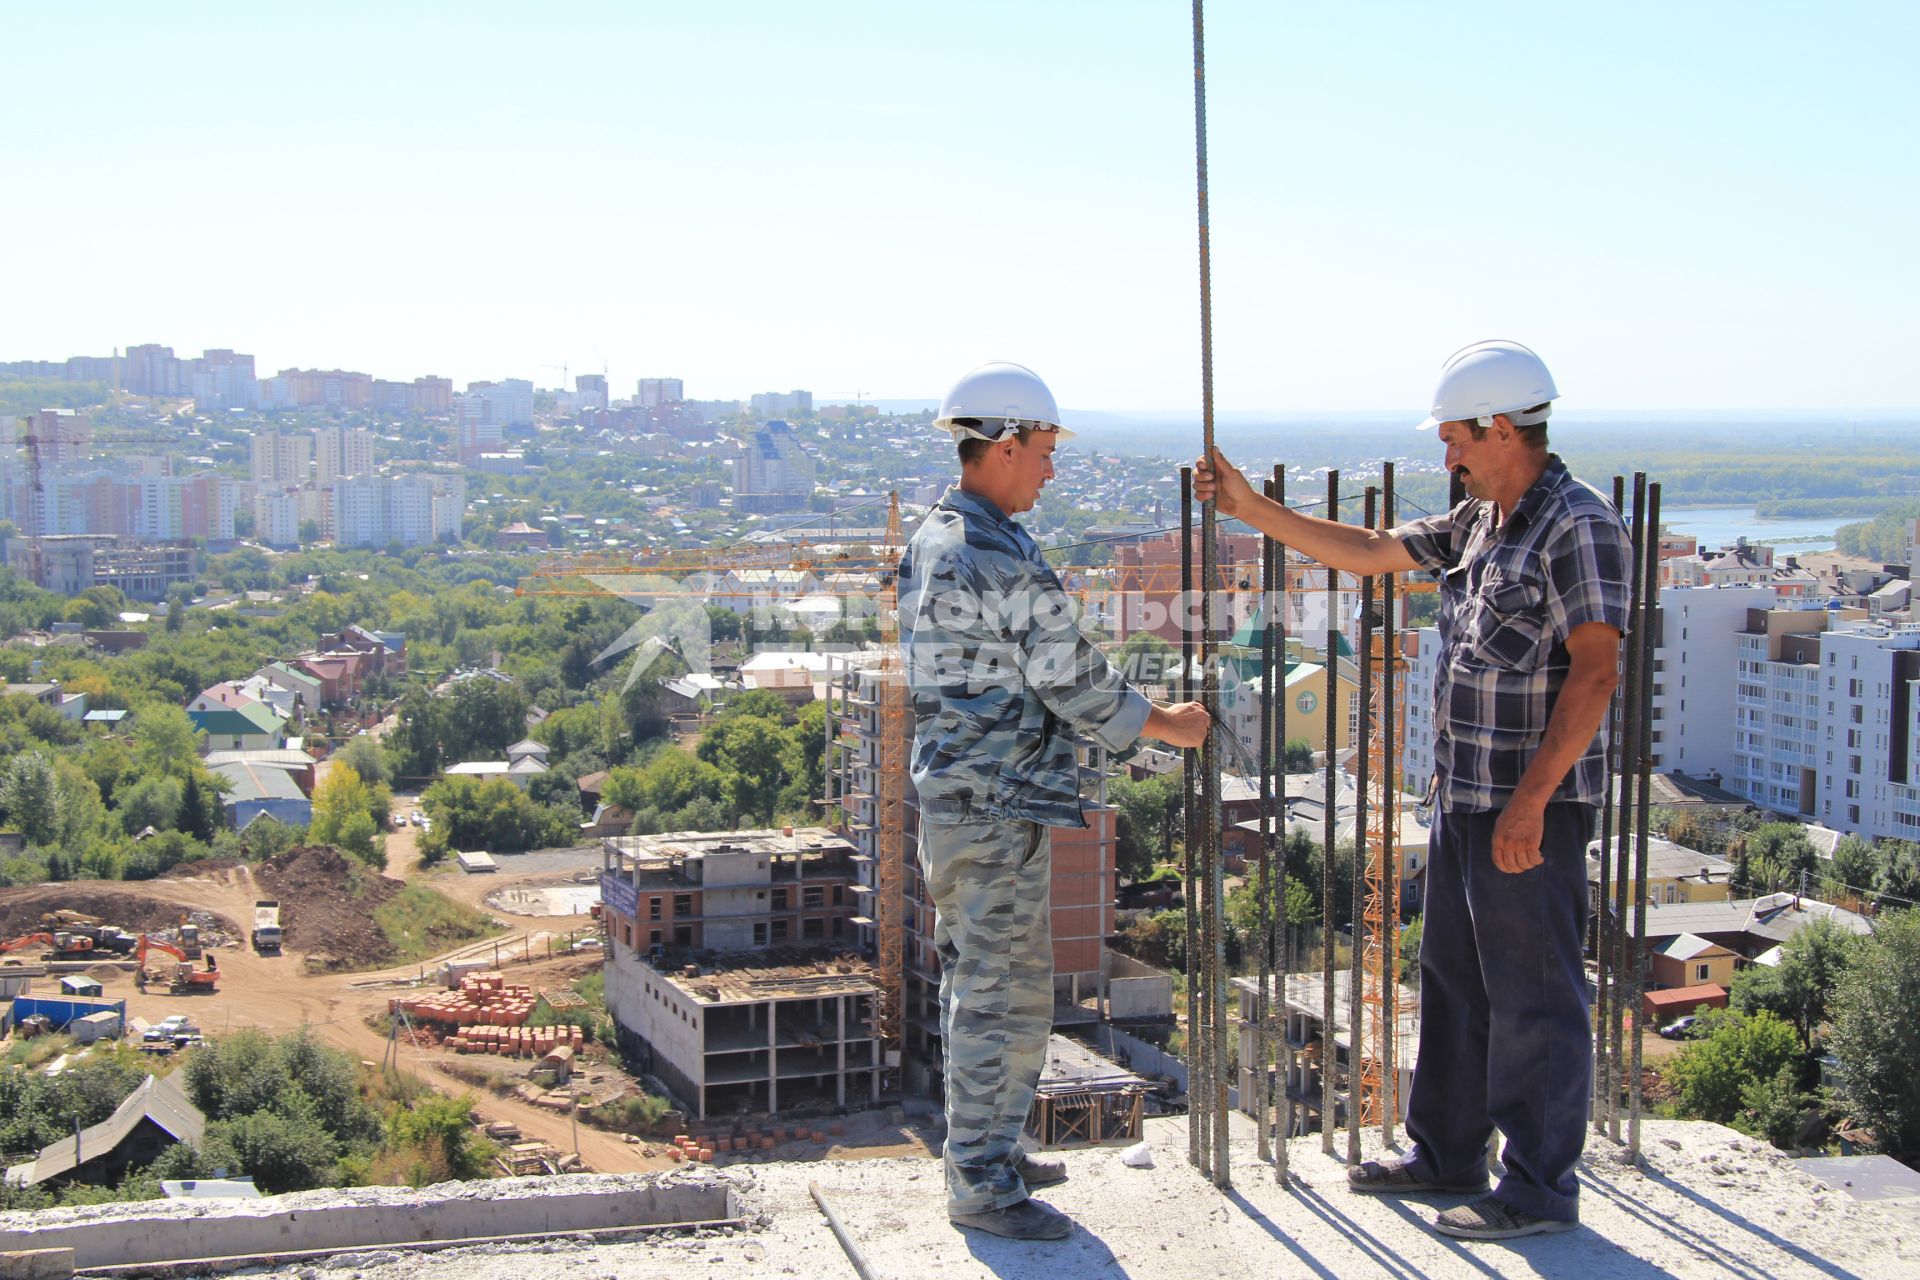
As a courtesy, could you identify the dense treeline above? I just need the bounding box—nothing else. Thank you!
[1835,500,1920,562]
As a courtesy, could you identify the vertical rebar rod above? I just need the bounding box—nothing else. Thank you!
[1256,479,1276,1167]
[1628,482,1662,1159]
[1349,486,1375,1164]
[1380,463,1398,1142]
[1191,0,1230,1189]
[1321,469,1340,1154]
[1272,462,1291,1177]
[1610,474,1648,1144]
[1593,475,1624,1130]
[1181,465,1202,1168]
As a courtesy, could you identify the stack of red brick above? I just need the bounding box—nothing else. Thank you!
[449,1022,584,1057]
[389,971,536,1029]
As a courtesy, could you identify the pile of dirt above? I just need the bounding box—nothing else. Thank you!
[0,884,236,943]
[253,845,405,971]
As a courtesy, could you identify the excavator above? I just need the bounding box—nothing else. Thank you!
[0,932,101,963]
[135,934,219,994]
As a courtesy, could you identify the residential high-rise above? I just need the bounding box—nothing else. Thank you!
[1817,622,1920,840]
[191,350,258,411]
[458,379,534,428]
[637,377,684,408]
[750,390,813,419]
[250,431,313,486]
[575,374,609,411]
[330,474,463,547]
[255,489,301,548]
[313,426,374,482]
[732,420,816,513]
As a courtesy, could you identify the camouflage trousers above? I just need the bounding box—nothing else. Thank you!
[918,816,1054,1215]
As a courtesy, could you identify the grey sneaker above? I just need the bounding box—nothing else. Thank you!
[951,1199,1074,1241]
[1347,1155,1489,1196]
[1017,1151,1068,1188]
[1433,1196,1577,1240]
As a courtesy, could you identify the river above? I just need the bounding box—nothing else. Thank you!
[1659,505,1855,553]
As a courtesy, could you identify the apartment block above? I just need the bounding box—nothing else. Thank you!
[1817,623,1920,840]
[637,377,684,407]
[1648,585,1777,779]
[1732,606,1830,815]
[250,432,313,486]
[733,420,817,514]
[598,828,882,1119]
[750,390,812,419]
[330,474,462,547]
[312,426,374,482]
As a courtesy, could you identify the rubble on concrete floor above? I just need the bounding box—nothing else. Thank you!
[97,1116,1909,1280]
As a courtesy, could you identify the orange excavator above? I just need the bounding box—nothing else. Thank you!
[136,935,219,994]
[0,932,98,962]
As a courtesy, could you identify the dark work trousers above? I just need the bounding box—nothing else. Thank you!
[1404,802,1595,1222]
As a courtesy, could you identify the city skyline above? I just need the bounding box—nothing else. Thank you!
[4,4,1916,413]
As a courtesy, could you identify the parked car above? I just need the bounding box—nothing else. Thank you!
[1658,1015,1700,1040]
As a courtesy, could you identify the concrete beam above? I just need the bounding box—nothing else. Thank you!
[0,1249,74,1280]
[0,1174,737,1272]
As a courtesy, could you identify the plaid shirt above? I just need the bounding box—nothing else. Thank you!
[1391,455,1631,814]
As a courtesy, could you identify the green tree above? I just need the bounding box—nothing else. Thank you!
[0,750,63,845]
[117,773,185,836]
[1740,822,1818,896]
[1116,630,1177,686]
[203,1089,343,1193]
[1875,840,1920,910]
[334,734,390,787]
[698,715,789,824]
[311,765,384,867]
[1665,1009,1800,1125]
[719,687,792,725]
[1728,916,1861,1051]
[133,705,204,778]
[1826,835,1879,906]
[1828,909,1920,1158]
[178,770,220,843]
[1110,773,1183,883]
[386,1093,485,1181]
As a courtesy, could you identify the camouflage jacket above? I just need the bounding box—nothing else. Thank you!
[899,486,1150,827]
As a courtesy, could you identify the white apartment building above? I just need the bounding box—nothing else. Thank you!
[1650,585,1777,779]
[313,426,374,482]
[733,420,817,511]
[331,474,463,547]
[1732,607,1827,815]
[1400,627,1442,796]
[1817,623,1920,840]
[750,390,812,419]
[457,378,534,428]
[637,377,684,407]
[255,488,301,548]
[250,431,313,486]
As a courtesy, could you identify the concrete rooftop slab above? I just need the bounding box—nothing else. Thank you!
[10,1117,1913,1279]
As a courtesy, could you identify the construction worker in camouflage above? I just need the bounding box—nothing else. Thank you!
[900,362,1211,1242]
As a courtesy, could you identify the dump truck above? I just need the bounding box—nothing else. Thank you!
[252,901,283,953]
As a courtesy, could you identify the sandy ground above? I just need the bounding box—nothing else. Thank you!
[60,1114,1912,1280]
[4,837,939,1178]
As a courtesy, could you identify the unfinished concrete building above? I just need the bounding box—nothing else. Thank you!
[599,829,882,1119]
[829,661,1125,1099]
[1232,970,1419,1135]
[598,827,862,954]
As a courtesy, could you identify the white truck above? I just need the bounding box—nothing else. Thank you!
[252,900,283,953]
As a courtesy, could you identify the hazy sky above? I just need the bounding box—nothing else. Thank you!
[4,2,1914,412]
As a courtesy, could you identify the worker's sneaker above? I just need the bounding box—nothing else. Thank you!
[950,1199,1074,1241]
[1347,1155,1488,1196]
[1017,1151,1069,1188]
[1433,1197,1577,1240]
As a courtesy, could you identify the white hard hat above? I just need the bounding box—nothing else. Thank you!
[1414,339,1558,431]
[934,361,1076,442]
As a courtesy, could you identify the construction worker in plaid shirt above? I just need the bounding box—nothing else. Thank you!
[1197,341,1630,1241]
[901,361,1210,1242]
